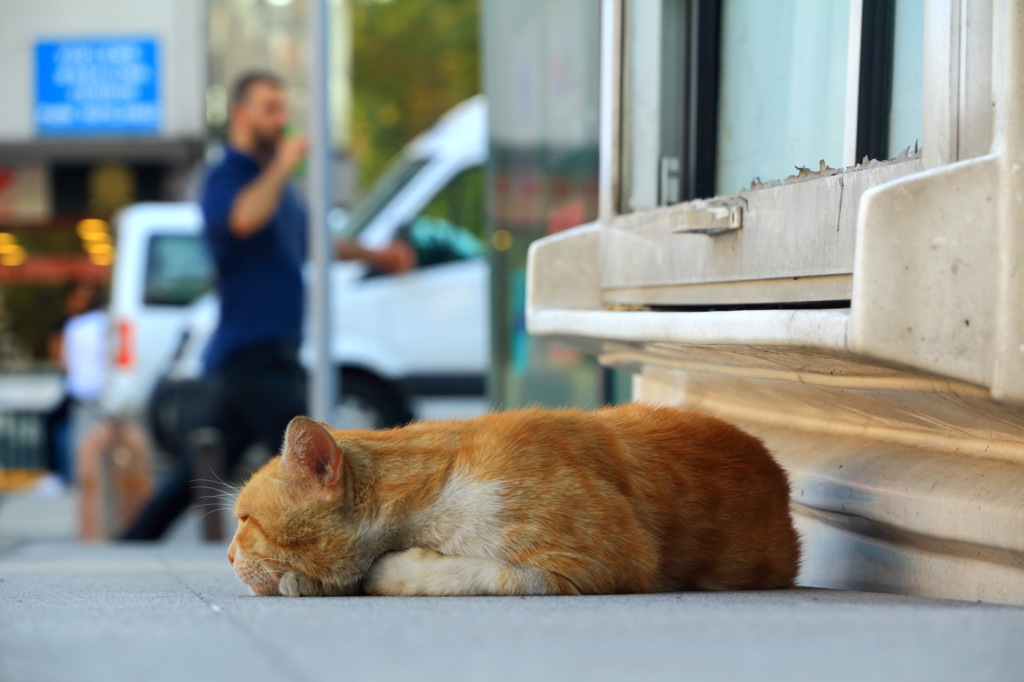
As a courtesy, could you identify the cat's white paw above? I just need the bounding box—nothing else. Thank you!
[278,572,324,597]
[364,547,445,596]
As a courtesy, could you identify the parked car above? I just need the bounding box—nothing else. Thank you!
[103,96,490,443]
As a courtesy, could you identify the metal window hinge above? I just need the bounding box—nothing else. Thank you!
[673,205,743,235]
[659,156,681,206]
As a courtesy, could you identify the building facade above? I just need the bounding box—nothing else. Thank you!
[528,0,1024,605]
[0,0,351,364]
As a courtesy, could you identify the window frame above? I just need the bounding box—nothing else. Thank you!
[598,0,989,307]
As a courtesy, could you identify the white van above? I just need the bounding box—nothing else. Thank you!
[104,96,489,431]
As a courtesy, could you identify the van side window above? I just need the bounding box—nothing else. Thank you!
[420,166,486,239]
[144,234,213,306]
[403,166,487,268]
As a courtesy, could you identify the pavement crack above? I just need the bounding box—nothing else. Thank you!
[158,552,311,682]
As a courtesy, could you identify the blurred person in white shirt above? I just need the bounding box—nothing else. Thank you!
[60,282,108,483]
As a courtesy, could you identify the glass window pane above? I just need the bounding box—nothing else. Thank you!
[619,0,688,212]
[716,0,850,195]
[888,0,924,155]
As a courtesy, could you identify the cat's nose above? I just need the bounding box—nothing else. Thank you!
[228,547,236,565]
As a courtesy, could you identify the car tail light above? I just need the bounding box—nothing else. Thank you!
[116,319,135,369]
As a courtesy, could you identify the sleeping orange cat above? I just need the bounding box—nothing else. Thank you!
[228,405,800,596]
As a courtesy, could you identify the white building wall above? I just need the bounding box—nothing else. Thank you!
[0,0,206,143]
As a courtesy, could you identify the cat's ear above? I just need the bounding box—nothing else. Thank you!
[280,416,345,493]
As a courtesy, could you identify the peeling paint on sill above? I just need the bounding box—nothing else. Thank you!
[747,146,922,191]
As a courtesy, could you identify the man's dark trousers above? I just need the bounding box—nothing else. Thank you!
[121,342,306,540]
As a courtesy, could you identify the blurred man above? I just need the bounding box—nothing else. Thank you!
[123,71,420,540]
[123,71,311,539]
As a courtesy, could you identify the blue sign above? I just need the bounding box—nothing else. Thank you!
[35,37,161,136]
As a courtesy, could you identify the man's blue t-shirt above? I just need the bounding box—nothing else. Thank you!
[199,146,307,375]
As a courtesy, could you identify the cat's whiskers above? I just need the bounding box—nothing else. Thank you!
[191,483,237,492]
[195,471,242,494]
[190,484,238,498]
[191,499,233,509]
[237,564,280,591]
[195,507,233,522]
[191,492,238,505]
[192,498,237,508]
[191,480,241,506]
[192,491,233,499]
[191,496,237,507]
[191,497,234,505]
[190,483,238,524]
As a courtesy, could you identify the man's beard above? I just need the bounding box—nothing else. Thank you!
[252,129,282,159]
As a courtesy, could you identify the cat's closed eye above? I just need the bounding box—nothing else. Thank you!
[239,514,250,522]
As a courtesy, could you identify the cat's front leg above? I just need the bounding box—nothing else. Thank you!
[278,571,324,597]
[363,547,551,596]
[278,572,357,597]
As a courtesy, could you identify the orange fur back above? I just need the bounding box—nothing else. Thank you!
[228,405,800,596]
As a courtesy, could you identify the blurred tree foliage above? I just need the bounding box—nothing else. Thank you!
[351,0,480,192]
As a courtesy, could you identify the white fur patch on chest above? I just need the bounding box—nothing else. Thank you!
[411,472,507,560]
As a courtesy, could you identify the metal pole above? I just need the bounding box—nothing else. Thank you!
[306,0,336,423]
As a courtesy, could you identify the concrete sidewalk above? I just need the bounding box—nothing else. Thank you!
[2,492,1023,682]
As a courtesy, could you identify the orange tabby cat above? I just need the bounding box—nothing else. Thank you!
[228,405,800,596]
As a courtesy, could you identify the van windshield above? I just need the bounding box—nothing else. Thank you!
[340,157,429,238]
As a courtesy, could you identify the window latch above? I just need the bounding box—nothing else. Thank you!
[674,205,743,235]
